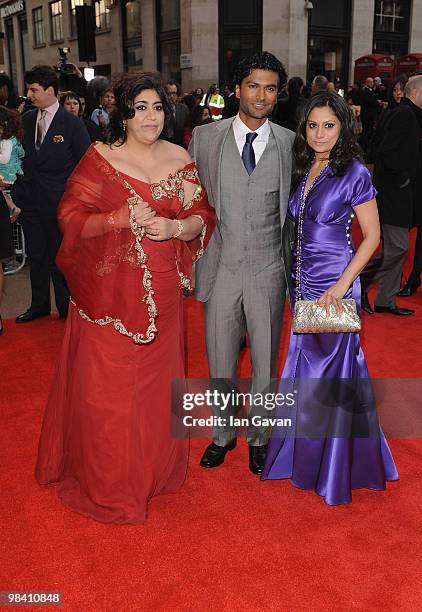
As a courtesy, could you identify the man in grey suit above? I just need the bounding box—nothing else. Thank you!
[189,52,294,475]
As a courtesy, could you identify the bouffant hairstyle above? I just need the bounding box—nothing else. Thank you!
[292,92,363,190]
[106,72,173,145]
[233,51,288,92]
[0,106,23,141]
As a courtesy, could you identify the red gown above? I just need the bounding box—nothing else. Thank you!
[35,145,215,524]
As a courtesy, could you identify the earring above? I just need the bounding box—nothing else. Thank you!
[122,120,127,132]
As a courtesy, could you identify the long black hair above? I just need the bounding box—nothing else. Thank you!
[106,71,173,145]
[292,92,363,190]
[287,77,304,108]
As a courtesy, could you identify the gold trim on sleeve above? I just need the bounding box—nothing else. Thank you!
[72,171,158,345]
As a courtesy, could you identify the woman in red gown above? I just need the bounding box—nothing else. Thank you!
[35,72,215,524]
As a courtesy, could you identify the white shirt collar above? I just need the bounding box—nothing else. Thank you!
[232,114,271,143]
[40,99,60,115]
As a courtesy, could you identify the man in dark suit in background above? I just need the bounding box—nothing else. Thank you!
[222,83,239,119]
[360,76,382,160]
[166,80,189,146]
[311,75,329,96]
[12,65,90,323]
[361,75,422,316]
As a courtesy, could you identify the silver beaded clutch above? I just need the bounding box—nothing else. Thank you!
[292,299,361,334]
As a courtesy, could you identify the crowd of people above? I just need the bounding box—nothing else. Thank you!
[0,50,420,522]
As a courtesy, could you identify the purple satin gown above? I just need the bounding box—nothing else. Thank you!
[261,161,398,505]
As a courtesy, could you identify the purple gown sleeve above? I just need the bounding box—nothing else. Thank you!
[349,162,378,207]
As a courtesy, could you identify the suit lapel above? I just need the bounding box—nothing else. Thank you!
[27,111,37,155]
[208,118,235,218]
[270,121,292,217]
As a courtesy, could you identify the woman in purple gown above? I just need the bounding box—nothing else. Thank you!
[262,92,398,504]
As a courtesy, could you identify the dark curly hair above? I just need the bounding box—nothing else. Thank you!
[106,71,173,145]
[233,51,288,92]
[387,74,408,109]
[0,105,23,141]
[292,92,363,190]
[25,65,59,96]
[185,105,211,129]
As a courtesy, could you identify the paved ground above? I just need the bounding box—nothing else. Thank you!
[2,266,58,319]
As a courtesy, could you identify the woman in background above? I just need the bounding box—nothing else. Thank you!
[0,106,24,335]
[183,105,212,148]
[0,191,14,335]
[90,87,116,129]
[59,91,100,142]
[274,77,306,132]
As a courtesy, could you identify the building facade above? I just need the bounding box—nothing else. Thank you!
[0,0,126,92]
[0,0,421,95]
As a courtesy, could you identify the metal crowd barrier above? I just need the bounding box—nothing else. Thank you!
[4,219,26,275]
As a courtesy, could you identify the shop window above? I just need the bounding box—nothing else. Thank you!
[123,1,142,72]
[159,0,180,32]
[32,6,44,46]
[70,0,84,38]
[95,0,111,30]
[310,0,349,29]
[373,0,411,57]
[156,0,180,83]
[374,0,409,33]
[307,0,352,88]
[49,1,63,42]
[219,0,263,86]
[19,14,29,71]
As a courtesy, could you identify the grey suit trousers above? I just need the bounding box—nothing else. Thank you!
[204,262,285,446]
[361,223,409,307]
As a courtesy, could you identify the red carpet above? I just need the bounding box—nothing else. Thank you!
[1,240,422,610]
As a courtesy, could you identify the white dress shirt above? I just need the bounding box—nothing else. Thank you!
[232,114,271,165]
[35,99,60,145]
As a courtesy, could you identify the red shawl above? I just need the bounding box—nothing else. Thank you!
[57,145,216,344]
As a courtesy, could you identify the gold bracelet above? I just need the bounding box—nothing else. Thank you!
[172,219,184,238]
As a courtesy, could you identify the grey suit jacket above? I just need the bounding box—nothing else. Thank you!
[189,117,295,302]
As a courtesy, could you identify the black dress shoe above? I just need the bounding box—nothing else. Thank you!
[374,305,415,316]
[249,445,268,475]
[397,280,421,297]
[200,439,237,468]
[361,293,374,315]
[15,309,50,323]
